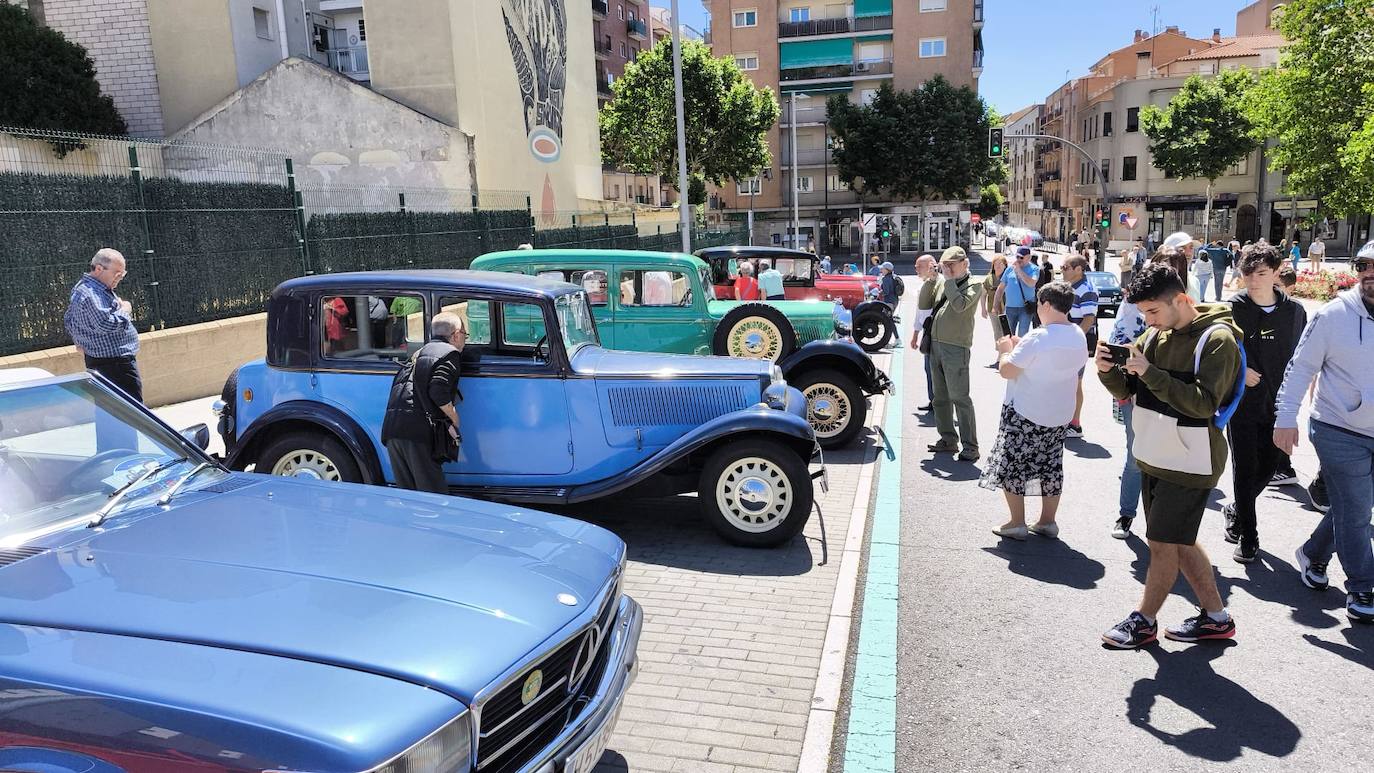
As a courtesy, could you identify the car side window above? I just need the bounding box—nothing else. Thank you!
[619,269,691,307]
[437,297,492,346]
[437,296,549,367]
[536,268,609,306]
[320,294,424,362]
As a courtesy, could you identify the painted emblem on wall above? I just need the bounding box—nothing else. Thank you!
[500,0,567,164]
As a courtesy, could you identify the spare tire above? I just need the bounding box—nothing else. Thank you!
[853,308,895,353]
[712,303,798,362]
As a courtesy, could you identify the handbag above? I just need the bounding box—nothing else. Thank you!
[919,294,947,354]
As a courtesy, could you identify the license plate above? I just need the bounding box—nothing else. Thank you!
[562,702,622,773]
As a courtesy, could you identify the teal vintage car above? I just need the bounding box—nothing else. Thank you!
[470,250,892,448]
[470,250,839,361]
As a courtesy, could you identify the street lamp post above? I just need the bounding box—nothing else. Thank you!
[670,0,692,252]
[789,92,804,250]
[823,119,830,252]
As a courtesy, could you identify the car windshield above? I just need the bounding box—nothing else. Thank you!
[556,292,600,354]
[0,378,218,542]
[1090,273,1120,289]
[697,267,717,301]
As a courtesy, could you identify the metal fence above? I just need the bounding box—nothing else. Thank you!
[0,127,745,356]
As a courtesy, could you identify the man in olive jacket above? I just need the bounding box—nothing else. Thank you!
[920,246,984,461]
[1095,264,1242,649]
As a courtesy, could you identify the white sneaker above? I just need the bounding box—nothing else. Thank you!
[1065,424,1084,439]
[1111,517,1133,540]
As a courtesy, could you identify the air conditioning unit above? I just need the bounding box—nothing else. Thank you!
[854,61,871,72]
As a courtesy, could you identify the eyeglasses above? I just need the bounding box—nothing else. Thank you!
[1354,259,1374,273]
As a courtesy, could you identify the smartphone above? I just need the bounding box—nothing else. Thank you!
[997,314,1011,338]
[1105,343,1130,366]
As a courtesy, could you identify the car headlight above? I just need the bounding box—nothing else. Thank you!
[369,711,471,773]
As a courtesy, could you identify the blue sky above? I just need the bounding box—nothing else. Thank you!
[651,0,1256,115]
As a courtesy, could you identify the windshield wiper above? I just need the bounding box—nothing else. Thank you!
[88,456,187,528]
[157,461,214,506]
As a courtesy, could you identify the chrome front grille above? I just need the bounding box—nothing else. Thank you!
[474,577,621,773]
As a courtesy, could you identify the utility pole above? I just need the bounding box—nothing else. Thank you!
[790,92,802,250]
[670,0,692,252]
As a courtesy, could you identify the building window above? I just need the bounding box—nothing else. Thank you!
[828,174,845,191]
[1122,156,1137,181]
[627,9,635,21]
[796,176,813,193]
[735,54,759,70]
[253,6,273,40]
[918,37,946,58]
[790,7,810,22]
[620,42,627,58]
[920,0,947,10]
[1127,107,1139,132]
[631,46,639,60]
[1100,159,1110,183]
[613,184,621,199]
[858,42,886,63]
[1102,111,1112,136]
[618,4,623,20]
[1230,156,1249,176]
[738,177,762,195]
[733,9,758,27]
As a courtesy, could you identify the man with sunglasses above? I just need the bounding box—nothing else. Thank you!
[1275,243,1374,624]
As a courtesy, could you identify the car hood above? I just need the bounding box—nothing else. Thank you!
[0,476,623,704]
[573,345,772,380]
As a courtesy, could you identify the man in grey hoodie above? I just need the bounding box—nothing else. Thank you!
[1275,241,1374,624]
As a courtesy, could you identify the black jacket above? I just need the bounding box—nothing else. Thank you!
[381,338,462,444]
[1227,289,1307,424]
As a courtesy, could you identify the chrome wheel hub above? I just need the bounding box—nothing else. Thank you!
[715,456,793,533]
[802,383,851,438]
[270,450,341,481]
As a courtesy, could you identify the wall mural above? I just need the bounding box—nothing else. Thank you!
[500,0,567,165]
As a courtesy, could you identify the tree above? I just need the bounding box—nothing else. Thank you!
[1140,70,1258,241]
[826,77,1002,250]
[0,3,127,145]
[974,183,1004,220]
[1246,0,1374,219]
[600,38,778,197]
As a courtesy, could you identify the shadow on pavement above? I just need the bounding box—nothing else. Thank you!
[980,538,1106,589]
[1126,642,1301,761]
[1303,627,1374,671]
[919,455,981,482]
[593,750,628,772]
[1064,439,1112,459]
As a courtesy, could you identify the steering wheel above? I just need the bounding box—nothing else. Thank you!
[65,448,145,495]
[534,335,550,361]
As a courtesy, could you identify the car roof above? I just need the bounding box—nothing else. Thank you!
[694,246,815,260]
[273,269,581,299]
[474,249,710,271]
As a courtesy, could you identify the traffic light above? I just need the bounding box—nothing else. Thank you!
[879,217,891,239]
[988,127,1004,159]
[1097,209,1110,228]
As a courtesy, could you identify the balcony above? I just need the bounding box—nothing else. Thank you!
[1038,170,1061,182]
[782,103,830,125]
[780,59,893,84]
[595,36,612,59]
[783,148,835,167]
[592,0,607,20]
[973,47,984,73]
[325,45,369,79]
[778,14,892,38]
[974,0,984,27]
[627,18,648,40]
[597,74,613,98]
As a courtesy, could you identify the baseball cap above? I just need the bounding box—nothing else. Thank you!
[1356,240,1374,260]
[881,261,894,271]
[940,246,967,263]
[1162,232,1201,250]
[1015,246,1032,257]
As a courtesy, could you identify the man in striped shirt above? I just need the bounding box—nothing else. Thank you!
[64,248,142,403]
[1062,255,1098,438]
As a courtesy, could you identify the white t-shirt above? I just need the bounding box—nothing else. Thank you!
[1004,322,1089,428]
[1309,240,1326,257]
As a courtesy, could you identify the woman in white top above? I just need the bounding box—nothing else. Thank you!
[982,281,1089,540]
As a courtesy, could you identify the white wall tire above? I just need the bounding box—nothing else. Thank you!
[698,439,814,547]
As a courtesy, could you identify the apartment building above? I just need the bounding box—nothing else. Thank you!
[1001,104,1040,229]
[594,0,651,109]
[707,0,985,252]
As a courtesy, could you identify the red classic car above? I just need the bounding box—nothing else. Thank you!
[695,246,879,309]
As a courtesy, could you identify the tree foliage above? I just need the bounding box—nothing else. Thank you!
[1246,0,1374,217]
[974,183,1004,220]
[825,77,1002,203]
[600,38,779,193]
[1140,70,1258,186]
[0,4,127,137]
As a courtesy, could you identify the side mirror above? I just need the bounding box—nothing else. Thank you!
[181,423,210,451]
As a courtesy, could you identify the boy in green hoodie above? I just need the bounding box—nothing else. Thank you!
[1095,263,1243,648]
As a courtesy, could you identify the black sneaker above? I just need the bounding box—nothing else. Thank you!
[1111,517,1133,540]
[1233,541,1258,564]
[1165,609,1237,643]
[1349,592,1374,624]
[1308,475,1330,513]
[1269,468,1299,487]
[1102,612,1158,649]
[1295,547,1329,591]
[1222,504,1240,544]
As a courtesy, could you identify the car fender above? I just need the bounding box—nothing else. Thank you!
[227,401,384,484]
[567,405,815,503]
[778,340,892,395]
[851,299,895,323]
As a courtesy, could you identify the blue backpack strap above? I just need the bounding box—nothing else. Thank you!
[1190,324,1246,428]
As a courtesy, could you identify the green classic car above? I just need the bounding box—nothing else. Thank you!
[470,250,839,361]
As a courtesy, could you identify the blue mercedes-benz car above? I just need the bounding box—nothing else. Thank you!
[0,368,640,772]
[217,271,826,547]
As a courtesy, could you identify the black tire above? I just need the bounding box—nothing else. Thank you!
[853,309,894,353]
[712,303,798,362]
[697,438,814,547]
[255,430,362,484]
[789,368,868,449]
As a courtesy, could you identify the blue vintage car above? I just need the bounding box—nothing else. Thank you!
[218,270,825,547]
[0,367,641,772]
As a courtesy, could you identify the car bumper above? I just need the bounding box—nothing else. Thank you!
[523,595,643,773]
[869,367,894,395]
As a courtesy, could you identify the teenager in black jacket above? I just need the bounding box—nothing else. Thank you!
[1223,245,1308,562]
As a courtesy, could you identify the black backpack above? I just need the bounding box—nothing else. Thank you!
[893,275,905,297]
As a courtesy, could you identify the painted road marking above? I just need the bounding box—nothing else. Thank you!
[842,346,904,773]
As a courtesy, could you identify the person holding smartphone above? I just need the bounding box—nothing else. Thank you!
[993,246,1039,337]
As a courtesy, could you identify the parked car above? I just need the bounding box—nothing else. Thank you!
[1087,271,1123,317]
[470,250,893,446]
[0,366,641,773]
[219,270,826,546]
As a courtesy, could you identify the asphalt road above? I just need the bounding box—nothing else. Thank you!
[864,251,1371,771]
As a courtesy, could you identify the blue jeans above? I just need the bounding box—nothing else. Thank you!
[1213,270,1228,301]
[1196,273,1215,301]
[1005,305,1033,337]
[1301,420,1374,593]
[1119,401,1142,518]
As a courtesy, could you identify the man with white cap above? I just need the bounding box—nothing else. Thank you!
[1160,232,1203,298]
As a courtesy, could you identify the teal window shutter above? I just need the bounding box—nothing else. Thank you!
[854,0,893,18]
[779,39,854,69]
